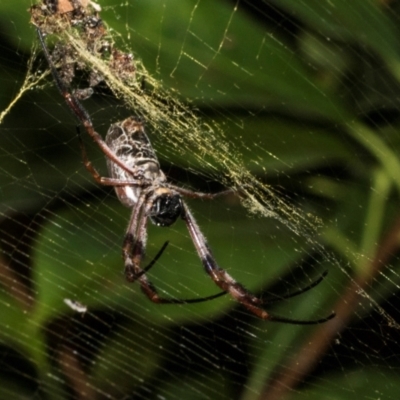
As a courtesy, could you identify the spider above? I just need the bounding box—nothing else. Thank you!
[37,27,335,325]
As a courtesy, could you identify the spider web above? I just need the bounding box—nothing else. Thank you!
[1,0,400,399]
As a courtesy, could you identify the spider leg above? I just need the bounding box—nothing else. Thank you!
[36,27,139,177]
[267,311,335,325]
[171,186,234,200]
[140,241,170,277]
[123,193,226,304]
[76,126,151,187]
[181,202,335,324]
[260,270,329,304]
[122,192,148,282]
[126,240,224,301]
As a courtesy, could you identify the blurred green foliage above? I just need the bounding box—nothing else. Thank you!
[1,1,400,399]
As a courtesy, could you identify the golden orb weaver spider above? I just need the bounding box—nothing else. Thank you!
[37,27,335,325]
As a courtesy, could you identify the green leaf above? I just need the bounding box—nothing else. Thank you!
[287,368,400,400]
[105,0,351,121]
[271,0,400,65]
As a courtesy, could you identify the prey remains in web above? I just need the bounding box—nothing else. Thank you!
[33,1,335,325]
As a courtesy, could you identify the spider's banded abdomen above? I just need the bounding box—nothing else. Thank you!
[105,117,166,207]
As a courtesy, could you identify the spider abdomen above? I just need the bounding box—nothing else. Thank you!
[105,116,166,207]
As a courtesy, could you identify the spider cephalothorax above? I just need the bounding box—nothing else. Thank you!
[37,27,335,324]
[148,191,182,227]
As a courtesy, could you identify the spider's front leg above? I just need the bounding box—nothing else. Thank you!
[122,193,148,282]
[181,202,335,325]
[172,186,234,200]
[123,194,226,304]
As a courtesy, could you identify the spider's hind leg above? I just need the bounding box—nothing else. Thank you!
[76,126,149,187]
